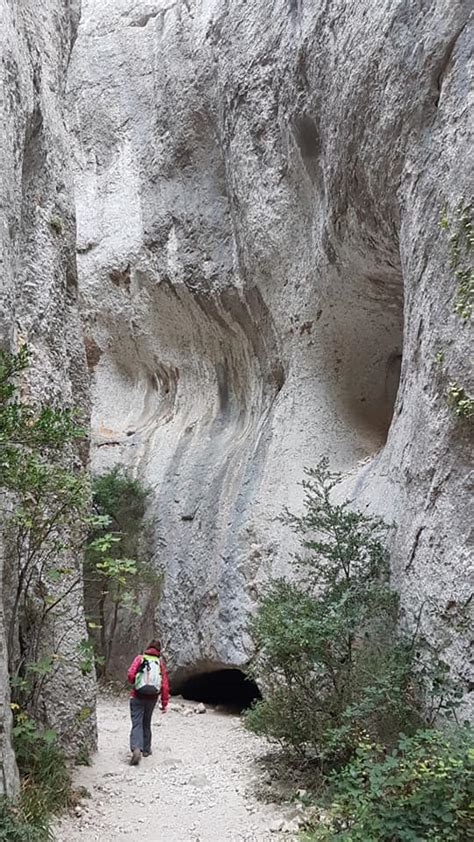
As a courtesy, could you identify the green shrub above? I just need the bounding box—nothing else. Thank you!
[305,726,474,841]
[84,466,161,673]
[0,346,91,708]
[0,714,72,841]
[447,382,474,418]
[13,714,72,827]
[245,461,422,765]
[0,799,49,842]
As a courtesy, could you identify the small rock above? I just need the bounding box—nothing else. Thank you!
[270,819,284,833]
[194,702,206,714]
[188,774,210,788]
[283,819,300,834]
[74,806,83,818]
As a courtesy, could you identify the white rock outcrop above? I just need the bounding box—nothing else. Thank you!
[68,1,473,695]
[0,0,96,786]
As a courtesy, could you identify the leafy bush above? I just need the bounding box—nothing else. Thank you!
[305,726,474,841]
[13,714,72,827]
[91,467,149,555]
[84,466,161,673]
[0,714,72,841]
[0,799,49,842]
[245,461,422,765]
[0,346,91,708]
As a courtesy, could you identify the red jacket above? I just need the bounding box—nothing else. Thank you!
[127,648,169,709]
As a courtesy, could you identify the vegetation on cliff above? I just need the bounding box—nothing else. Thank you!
[245,461,472,838]
[84,466,160,676]
[0,349,155,838]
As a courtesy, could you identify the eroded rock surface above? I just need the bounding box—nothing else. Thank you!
[0,0,96,783]
[69,1,473,698]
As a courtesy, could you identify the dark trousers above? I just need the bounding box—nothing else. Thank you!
[129,696,157,752]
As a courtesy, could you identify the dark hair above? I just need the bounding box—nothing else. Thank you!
[147,639,161,654]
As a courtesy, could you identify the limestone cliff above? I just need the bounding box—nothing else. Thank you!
[0,0,95,794]
[68,0,472,698]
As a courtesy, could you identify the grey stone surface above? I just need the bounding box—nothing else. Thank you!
[0,523,18,796]
[68,0,472,705]
[0,0,96,778]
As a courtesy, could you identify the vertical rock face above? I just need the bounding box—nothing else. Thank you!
[69,1,472,696]
[0,0,96,788]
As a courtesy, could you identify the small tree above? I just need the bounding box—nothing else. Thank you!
[0,346,94,710]
[245,460,421,765]
[84,467,161,675]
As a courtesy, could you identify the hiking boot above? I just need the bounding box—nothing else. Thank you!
[130,747,141,766]
[142,750,152,757]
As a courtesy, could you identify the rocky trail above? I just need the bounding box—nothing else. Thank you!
[54,695,300,842]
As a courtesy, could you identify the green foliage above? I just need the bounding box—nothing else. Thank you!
[1,351,159,692]
[304,726,474,841]
[0,713,73,841]
[439,207,449,230]
[95,554,138,585]
[0,799,50,842]
[84,466,160,673]
[1,352,92,842]
[246,461,469,835]
[48,215,63,236]
[76,638,104,676]
[91,466,149,550]
[0,346,92,707]
[245,461,422,765]
[0,346,84,459]
[447,382,474,418]
[441,201,473,320]
[453,267,474,320]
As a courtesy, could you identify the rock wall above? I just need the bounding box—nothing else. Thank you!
[69,1,473,697]
[0,0,96,787]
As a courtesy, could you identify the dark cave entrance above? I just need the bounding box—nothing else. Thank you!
[179,669,261,713]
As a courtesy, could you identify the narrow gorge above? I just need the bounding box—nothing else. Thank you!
[68,0,473,691]
[1,0,472,824]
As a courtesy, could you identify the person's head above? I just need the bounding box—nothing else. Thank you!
[146,639,161,655]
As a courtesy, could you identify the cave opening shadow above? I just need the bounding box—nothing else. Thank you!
[179,669,261,713]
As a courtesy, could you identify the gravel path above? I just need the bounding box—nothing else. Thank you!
[54,695,297,842]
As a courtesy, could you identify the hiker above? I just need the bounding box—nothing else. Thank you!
[127,639,169,765]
